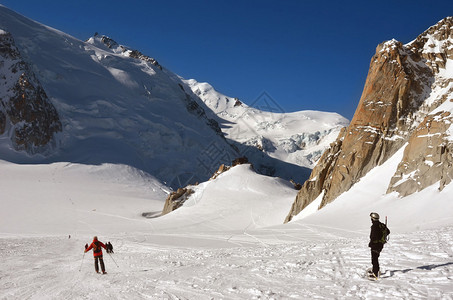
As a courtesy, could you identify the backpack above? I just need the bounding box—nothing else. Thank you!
[93,241,101,253]
[379,223,390,244]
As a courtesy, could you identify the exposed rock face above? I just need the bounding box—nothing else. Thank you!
[210,164,230,180]
[234,98,242,107]
[0,31,61,154]
[162,187,195,216]
[232,156,249,166]
[172,82,227,139]
[388,111,453,195]
[94,33,162,69]
[285,17,453,223]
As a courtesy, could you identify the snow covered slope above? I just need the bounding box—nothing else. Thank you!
[0,160,168,236]
[154,164,298,233]
[0,6,235,187]
[184,79,349,168]
[1,158,453,299]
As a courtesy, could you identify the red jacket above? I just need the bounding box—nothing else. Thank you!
[85,240,107,257]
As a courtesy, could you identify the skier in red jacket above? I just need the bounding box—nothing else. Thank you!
[84,236,107,274]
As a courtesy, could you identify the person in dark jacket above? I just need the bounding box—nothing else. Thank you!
[85,236,107,274]
[368,212,390,278]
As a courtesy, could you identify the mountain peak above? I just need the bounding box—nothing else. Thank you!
[86,33,162,69]
[86,33,121,52]
[405,17,453,72]
[417,16,453,43]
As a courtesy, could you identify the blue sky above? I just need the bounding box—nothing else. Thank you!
[1,0,452,119]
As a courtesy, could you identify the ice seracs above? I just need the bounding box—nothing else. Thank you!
[183,78,349,169]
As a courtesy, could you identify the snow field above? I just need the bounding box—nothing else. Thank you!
[0,161,168,236]
[1,150,453,298]
[1,226,452,299]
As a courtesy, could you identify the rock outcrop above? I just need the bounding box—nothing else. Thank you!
[0,31,61,154]
[92,33,162,69]
[387,111,453,196]
[161,158,251,215]
[162,187,195,215]
[285,17,453,223]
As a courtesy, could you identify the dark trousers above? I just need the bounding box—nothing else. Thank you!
[370,243,384,276]
[371,249,380,276]
[94,256,105,273]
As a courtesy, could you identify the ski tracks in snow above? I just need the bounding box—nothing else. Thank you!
[1,227,453,299]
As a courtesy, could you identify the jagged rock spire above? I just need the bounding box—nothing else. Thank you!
[285,17,453,223]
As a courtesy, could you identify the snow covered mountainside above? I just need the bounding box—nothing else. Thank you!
[184,79,349,169]
[0,5,346,188]
[0,5,232,187]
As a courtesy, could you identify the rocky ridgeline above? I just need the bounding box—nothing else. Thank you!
[93,34,228,144]
[0,31,61,154]
[285,17,453,223]
[177,83,226,137]
[95,33,162,70]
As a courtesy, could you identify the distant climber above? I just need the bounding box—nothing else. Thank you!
[84,236,108,274]
[368,212,390,279]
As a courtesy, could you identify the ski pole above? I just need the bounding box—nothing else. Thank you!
[107,252,119,268]
[79,252,85,272]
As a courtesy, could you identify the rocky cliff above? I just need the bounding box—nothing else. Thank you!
[0,30,61,154]
[285,17,453,222]
[387,17,453,196]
